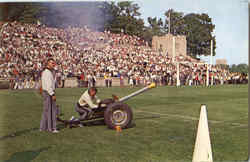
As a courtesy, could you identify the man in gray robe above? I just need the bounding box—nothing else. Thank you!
[40,58,59,133]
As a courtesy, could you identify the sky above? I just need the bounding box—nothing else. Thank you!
[135,0,248,65]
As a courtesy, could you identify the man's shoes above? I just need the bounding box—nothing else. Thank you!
[70,116,75,121]
[52,130,59,133]
[78,123,84,127]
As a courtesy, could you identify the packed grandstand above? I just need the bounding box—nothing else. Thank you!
[0,21,247,89]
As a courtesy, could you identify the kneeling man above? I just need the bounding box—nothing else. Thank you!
[69,87,101,127]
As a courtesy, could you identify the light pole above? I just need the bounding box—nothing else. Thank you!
[206,63,209,87]
[210,39,213,86]
[172,35,179,86]
[172,36,175,63]
[210,39,213,69]
[168,11,171,34]
[176,62,180,87]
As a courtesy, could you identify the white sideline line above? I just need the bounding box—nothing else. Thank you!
[135,110,232,124]
[135,110,247,127]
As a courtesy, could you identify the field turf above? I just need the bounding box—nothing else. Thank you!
[0,85,248,162]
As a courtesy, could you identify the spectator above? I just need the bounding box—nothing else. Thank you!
[0,21,233,88]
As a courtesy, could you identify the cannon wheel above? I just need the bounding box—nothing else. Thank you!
[104,102,133,129]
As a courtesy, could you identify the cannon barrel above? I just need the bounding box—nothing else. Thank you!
[118,83,156,102]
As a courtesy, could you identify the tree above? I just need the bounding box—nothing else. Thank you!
[140,17,165,46]
[0,2,115,30]
[1,3,48,24]
[164,9,185,35]
[216,64,229,70]
[183,13,216,58]
[229,64,248,74]
[104,1,145,37]
[163,9,216,59]
[147,17,165,35]
[97,2,115,31]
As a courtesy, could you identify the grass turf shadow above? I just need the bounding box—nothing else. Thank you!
[4,147,51,162]
[0,127,39,141]
[0,123,67,141]
[69,119,106,129]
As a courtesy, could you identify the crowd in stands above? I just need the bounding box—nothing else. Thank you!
[0,21,247,89]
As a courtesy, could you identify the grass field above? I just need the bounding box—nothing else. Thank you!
[0,85,248,162]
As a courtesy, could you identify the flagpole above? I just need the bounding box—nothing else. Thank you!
[172,36,175,62]
[210,39,213,86]
[169,11,171,34]
[210,39,213,70]
[206,63,209,87]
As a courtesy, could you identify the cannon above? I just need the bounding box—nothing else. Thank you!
[60,83,156,129]
[102,82,156,129]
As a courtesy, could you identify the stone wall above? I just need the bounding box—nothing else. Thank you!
[95,77,126,87]
[0,79,9,89]
[65,77,129,88]
[0,77,130,89]
[152,34,187,57]
[64,77,79,88]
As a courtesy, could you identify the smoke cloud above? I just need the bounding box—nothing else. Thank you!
[42,2,112,31]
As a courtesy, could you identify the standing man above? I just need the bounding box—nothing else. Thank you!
[87,73,92,88]
[104,72,109,87]
[40,58,59,133]
[61,72,65,88]
[120,74,124,87]
[108,72,112,87]
[92,73,96,87]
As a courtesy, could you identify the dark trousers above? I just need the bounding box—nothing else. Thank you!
[109,80,112,87]
[105,79,109,87]
[62,80,65,88]
[75,103,92,121]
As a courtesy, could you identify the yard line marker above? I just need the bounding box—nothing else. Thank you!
[192,104,213,162]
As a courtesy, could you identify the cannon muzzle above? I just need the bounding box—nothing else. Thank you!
[118,82,156,102]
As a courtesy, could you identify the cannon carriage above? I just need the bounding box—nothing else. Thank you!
[59,83,156,129]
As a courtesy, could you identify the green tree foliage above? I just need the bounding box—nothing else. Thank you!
[1,2,48,24]
[145,9,216,58]
[183,13,216,58]
[141,17,165,46]
[147,17,164,35]
[216,64,229,70]
[229,64,248,74]
[104,1,145,37]
[164,9,185,35]
[1,2,114,30]
[163,9,216,58]
[97,2,114,30]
